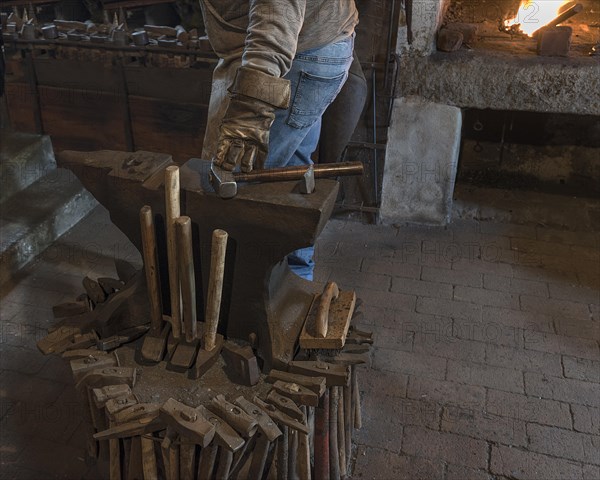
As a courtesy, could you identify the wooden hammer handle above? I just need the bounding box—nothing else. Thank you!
[316,281,339,338]
[204,229,228,351]
[165,165,181,339]
[139,206,162,332]
[175,217,197,343]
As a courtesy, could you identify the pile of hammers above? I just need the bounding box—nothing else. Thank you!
[139,164,227,377]
[36,164,374,479]
[63,324,371,480]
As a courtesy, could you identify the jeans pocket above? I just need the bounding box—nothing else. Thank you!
[286,70,347,129]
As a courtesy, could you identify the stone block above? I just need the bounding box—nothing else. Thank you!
[437,29,463,52]
[445,23,479,45]
[537,26,572,57]
[380,97,461,225]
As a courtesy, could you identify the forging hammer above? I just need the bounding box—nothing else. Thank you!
[209,161,364,199]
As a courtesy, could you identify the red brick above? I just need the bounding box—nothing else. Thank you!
[407,376,486,409]
[453,318,524,348]
[549,282,599,305]
[527,423,600,464]
[421,265,483,287]
[315,253,362,271]
[484,274,548,297]
[402,426,488,469]
[391,396,442,430]
[421,240,463,267]
[416,297,482,322]
[391,277,453,299]
[354,393,405,453]
[483,305,555,333]
[367,304,397,329]
[335,241,394,258]
[591,303,600,322]
[555,317,600,341]
[454,285,519,309]
[584,464,600,480]
[486,389,571,429]
[525,372,600,406]
[395,311,453,342]
[491,444,584,480]
[369,325,413,352]
[446,463,492,480]
[353,447,444,480]
[360,289,417,313]
[447,360,524,393]
[536,227,600,248]
[441,405,527,446]
[572,404,600,435]
[520,295,592,319]
[373,347,447,380]
[400,225,452,244]
[485,344,563,377]
[480,222,536,239]
[333,269,391,292]
[313,265,332,283]
[452,229,511,250]
[362,257,421,279]
[510,237,572,258]
[524,330,599,361]
[413,334,486,363]
[563,356,600,383]
[360,368,408,399]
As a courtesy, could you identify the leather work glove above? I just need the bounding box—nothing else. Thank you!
[213,66,291,173]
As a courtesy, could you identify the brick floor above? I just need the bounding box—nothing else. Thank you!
[1,187,599,479]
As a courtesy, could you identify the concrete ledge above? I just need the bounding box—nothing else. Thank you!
[0,169,97,285]
[0,132,56,203]
[397,50,600,115]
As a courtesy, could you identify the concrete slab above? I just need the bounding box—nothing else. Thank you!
[0,169,97,285]
[380,97,461,226]
[0,132,56,203]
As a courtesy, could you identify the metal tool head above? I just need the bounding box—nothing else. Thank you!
[209,163,237,199]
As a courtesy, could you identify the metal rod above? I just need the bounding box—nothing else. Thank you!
[371,63,379,207]
[383,0,396,92]
[532,3,583,36]
[8,38,218,61]
[234,161,364,183]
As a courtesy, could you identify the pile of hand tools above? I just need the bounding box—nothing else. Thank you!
[34,149,373,478]
[56,322,371,480]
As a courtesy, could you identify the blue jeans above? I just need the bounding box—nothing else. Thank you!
[265,35,354,280]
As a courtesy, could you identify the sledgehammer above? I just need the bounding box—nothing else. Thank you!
[209,161,364,199]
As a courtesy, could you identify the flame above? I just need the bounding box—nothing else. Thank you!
[504,0,571,36]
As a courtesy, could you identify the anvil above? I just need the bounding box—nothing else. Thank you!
[57,150,338,371]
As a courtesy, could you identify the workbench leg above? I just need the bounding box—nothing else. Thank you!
[314,389,330,480]
[329,387,341,480]
[337,388,346,478]
[197,443,218,480]
[277,425,289,480]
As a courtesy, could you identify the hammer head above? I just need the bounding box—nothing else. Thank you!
[209,163,237,199]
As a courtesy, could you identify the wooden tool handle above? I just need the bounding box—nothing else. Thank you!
[316,281,339,338]
[204,229,228,351]
[140,206,163,331]
[165,165,181,339]
[175,216,197,343]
